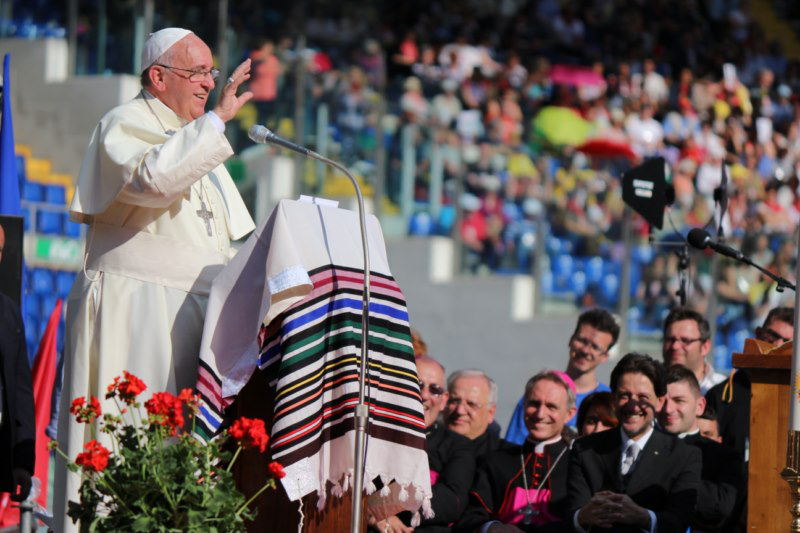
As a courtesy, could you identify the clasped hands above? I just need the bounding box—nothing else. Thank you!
[577,490,650,530]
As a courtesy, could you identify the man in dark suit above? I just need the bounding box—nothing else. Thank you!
[444,369,504,456]
[567,353,701,533]
[0,289,35,502]
[658,365,742,532]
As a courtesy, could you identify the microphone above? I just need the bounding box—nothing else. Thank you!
[248,124,313,157]
[687,228,743,261]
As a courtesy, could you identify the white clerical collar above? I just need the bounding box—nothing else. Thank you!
[140,89,188,131]
[677,428,700,439]
[620,423,655,450]
[527,434,562,454]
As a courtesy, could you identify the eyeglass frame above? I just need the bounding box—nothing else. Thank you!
[571,335,610,355]
[154,63,221,82]
[419,381,446,397]
[446,395,491,413]
[662,336,705,346]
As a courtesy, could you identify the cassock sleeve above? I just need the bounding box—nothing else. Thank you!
[693,441,742,529]
[420,432,476,527]
[74,110,234,215]
[453,453,498,532]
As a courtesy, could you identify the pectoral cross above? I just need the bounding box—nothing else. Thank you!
[521,503,537,525]
[196,196,214,236]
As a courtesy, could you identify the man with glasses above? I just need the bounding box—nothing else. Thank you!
[506,308,620,444]
[662,308,725,394]
[373,356,474,532]
[56,28,255,532]
[444,369,503,456]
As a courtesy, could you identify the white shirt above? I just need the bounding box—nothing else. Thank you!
[699,361,727,395]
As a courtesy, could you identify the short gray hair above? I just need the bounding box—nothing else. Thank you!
[523,371,576,410]
[447,369,497,405]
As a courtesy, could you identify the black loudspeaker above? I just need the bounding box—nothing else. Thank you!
[0,215,23,307]
[621,157,673,230]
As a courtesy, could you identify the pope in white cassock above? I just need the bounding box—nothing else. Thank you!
[53,28,256,531]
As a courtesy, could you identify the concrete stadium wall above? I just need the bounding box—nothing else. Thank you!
[0,38,141,177]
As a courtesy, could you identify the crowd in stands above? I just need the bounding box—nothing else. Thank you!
[375,305,788,532]
[232,0,800,355]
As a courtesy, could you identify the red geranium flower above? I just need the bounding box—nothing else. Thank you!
[145,392,185,434]
[117,371,147,403]
[268,461,285,479]
[75,440,110,472]
[70,396,102,423]
[228,417,269,453]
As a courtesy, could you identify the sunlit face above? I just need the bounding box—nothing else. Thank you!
[416,359,448,428]
[663,320,710,375]
[524,379,575,442]
[444,375,496,440]
[152,34,216,121]
[614,372,665,439]
[581,404,614,436]
[658,381,705,435]
[567,324,613,375]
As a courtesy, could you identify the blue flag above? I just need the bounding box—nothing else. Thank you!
[0,53,20,216]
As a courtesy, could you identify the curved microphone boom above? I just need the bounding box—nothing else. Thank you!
[687,227,795,292]
[249,123,373,533]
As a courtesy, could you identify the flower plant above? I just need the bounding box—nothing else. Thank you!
[51,371,284,532]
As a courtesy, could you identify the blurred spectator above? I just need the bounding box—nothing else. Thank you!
[576,391,618,437]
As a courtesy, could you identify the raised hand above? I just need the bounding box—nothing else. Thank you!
[213,58,254,122]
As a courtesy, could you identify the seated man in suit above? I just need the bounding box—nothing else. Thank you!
[444,369,503,456]
[658,365,742,532]
[456,370,576,533]
[567,352,701,533]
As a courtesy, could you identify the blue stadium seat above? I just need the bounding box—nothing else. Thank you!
[63,215,81,238]
[540,270,554,295]
[31,268,54,295]
[569,270,587,295]
[24,316,39,348]
[24,293,40,318]
[408,211,433,236]
[57,320,65,352]
[16,155,26,181]
[585,256,604,284]
[36,210,62,234]
[22,206,30,231]
[713,345,731,374]
[55,271,75,298]
[600,272,620,307]
[39,294,59,319]
[552,254,574,279]
[436,205,456,235]
[44,185,66,205]
[546,235,562,256]
[22,181,43,202]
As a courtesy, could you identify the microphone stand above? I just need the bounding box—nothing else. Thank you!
[731,252,795,293]
[250,126,373,532]
[305,152,372,533]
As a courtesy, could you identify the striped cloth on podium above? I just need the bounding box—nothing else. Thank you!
[194,199,433,519]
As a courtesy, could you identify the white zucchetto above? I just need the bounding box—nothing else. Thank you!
[141,27,194,71]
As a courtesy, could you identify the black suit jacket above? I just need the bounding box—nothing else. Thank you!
[566,428,701,533]
[0,292,35,491]
[683,433,742,532]
[395,422,475,532]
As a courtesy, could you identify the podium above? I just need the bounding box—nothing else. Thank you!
[732,339,793,530]
[231,369,366,532]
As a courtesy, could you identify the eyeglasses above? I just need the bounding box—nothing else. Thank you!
[760,327,792,345]
[155,64,220,82]
[663,336,704,346]
[419,381,445,397]
[572,336,608,354]
[446,397,487,412]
